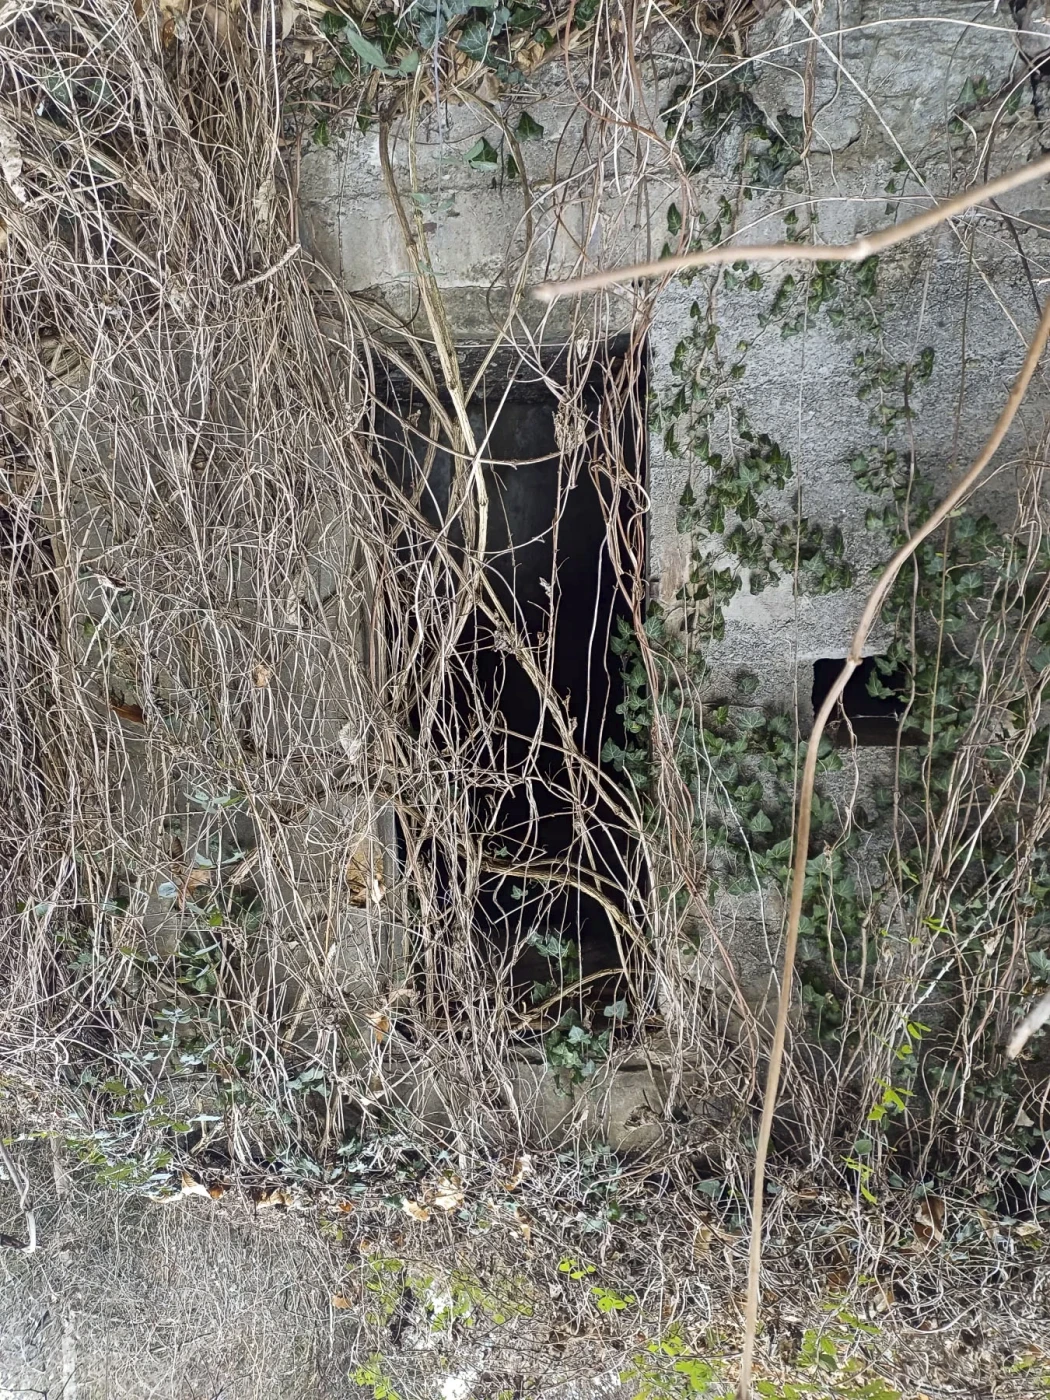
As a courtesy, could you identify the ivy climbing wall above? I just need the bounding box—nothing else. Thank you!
[299,0,1050,1029]
[300,0,1049,703]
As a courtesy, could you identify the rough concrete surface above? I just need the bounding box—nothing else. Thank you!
[292,0,1050,1130]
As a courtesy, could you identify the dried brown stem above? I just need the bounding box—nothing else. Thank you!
[737,285,1050,1399]
[534,152,1050,301]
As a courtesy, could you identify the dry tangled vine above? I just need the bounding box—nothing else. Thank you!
[1,1,1050,1396]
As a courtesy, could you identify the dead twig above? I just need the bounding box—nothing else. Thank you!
[1006,987,1050,1059]
[534,152,1050,301]
[737,286,1050,1400]
[0,1143,38,1253]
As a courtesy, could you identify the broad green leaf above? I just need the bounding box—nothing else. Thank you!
[516,110,544,140]
[343,25,392,72]
[457,19,491,61]
[466,137,500,171]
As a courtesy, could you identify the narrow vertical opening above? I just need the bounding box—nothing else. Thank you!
[375,343,646,1022]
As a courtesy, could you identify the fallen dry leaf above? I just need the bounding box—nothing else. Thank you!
[346,843,385,906]
[109,698,145,724]
[180,1171,211,1199]
[1014,1220,1042,1239]
[512,1206,531,1243]
[432,1176,464,1212]
[255,1186,294,1210]
[693,1223,713,1256]
[914,1194,945,1248]
[252,663,272,688]
[179,865,211,906]
[207,1182,225,1199]
[402,1199,430,1222]
[787,1184,821,1204]
[366,1010,391,1043]
[516,37,548,70]
[975,1207,999,1243]
[331,1292,352,1309]
[337,1201,355,1214]
[503,1152,532,1191]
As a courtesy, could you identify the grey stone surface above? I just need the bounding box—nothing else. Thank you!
[300,0,1050,1082]
[299,67,665,340]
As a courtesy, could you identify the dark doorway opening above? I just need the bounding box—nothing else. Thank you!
[812,655,915,746]
[375,345,646,1021]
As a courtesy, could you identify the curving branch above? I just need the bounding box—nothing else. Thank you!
[534,152,1050,301]
[737,282,1050,1400]
[0,1143,38,1254]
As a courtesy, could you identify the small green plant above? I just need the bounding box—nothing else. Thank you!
[620,1328,730,1400]
[558,1257,635,1314]
[353,1356,404,1400]
[543,1011,611,1090]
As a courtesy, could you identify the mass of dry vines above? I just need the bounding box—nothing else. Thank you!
[1,0,1050,1395]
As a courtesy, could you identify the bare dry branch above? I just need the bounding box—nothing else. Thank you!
[535,153,1050,301]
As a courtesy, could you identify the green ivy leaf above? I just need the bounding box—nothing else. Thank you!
[457,19,492,61]
[342,24,393,72]
[466,137,500,171]
[666,202,682,235]
[516,110,544,140]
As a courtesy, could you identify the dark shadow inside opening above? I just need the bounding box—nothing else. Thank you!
[812,655,917,746]
[375,345,646,1020]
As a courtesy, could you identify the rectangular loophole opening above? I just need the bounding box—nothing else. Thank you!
[812,655,919,746]
[375,342,647,1023]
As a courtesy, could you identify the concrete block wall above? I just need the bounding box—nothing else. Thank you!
[302,0,1050,710]
[295,0,1050,1138]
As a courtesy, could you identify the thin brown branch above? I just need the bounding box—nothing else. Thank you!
[737,288,1050,1400]
[534,153,1050,301]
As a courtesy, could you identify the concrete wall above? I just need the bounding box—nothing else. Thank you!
[296,0,1050,1135]
[301,0,1050,707]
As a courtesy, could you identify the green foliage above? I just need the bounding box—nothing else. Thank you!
[620,1328,730,1400]
[353,1356,404,1400]
[629,175,1050,1198]
[655,263,875,632]
[516,110,544,140]
[361,1254,535,1333]
[315,0,570,102]
[466,136,500,171]
[558,1259,636,1313]
[543,1010,611,1089]
[590,1283,636,1312]
[661,74,803,196]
